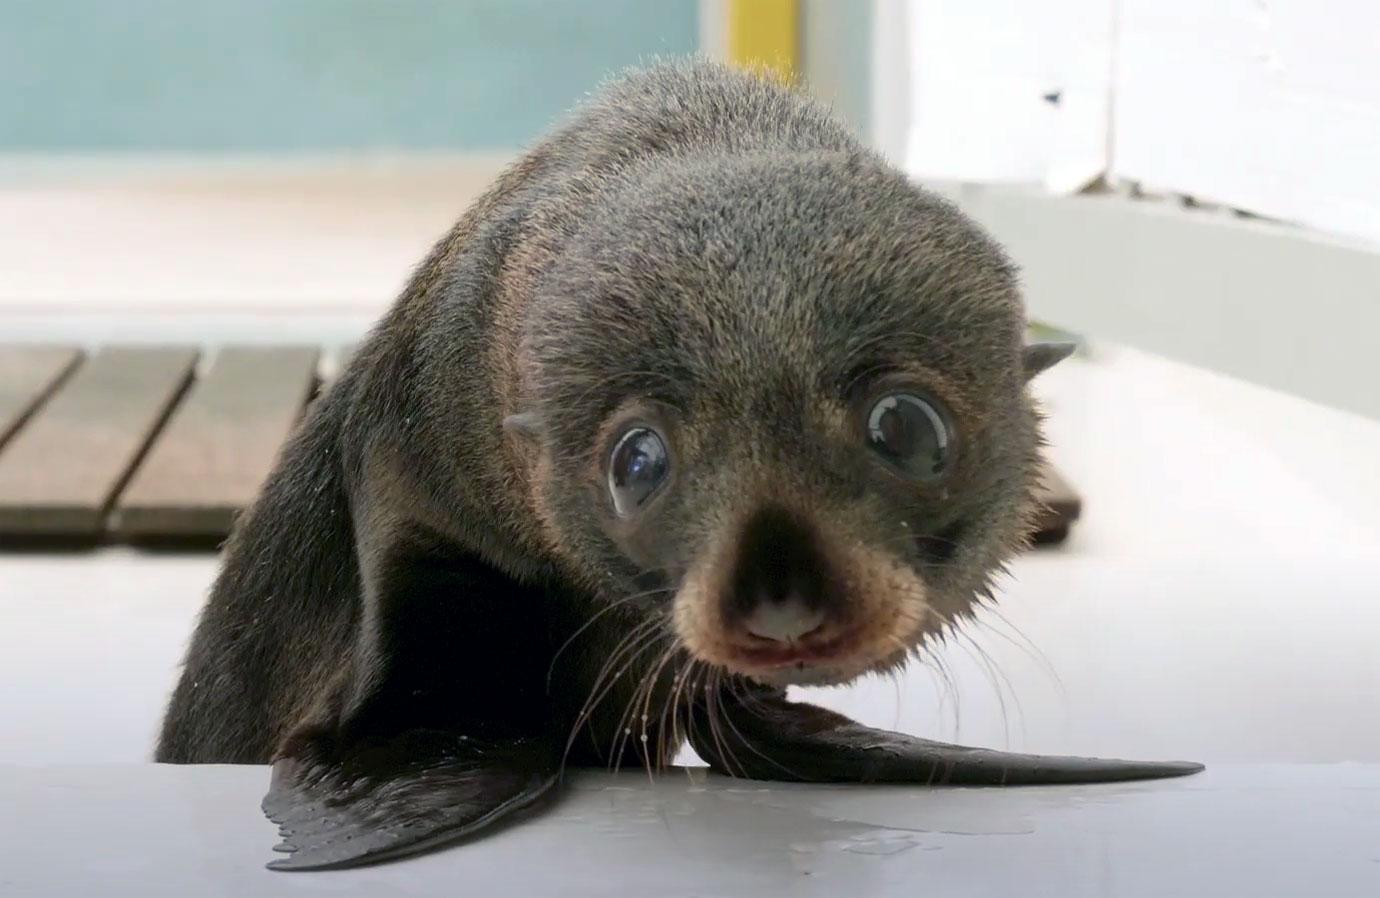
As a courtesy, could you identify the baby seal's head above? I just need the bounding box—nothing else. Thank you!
[518,152,1070,687]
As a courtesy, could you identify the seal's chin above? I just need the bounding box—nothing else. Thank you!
[708,633,915,687]
[736,658,884,688]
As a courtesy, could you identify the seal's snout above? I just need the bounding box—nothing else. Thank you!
[715,504,857,669]
[725,505,835,645]
[673,499,931,685]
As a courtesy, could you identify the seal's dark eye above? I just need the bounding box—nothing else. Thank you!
[608,427,669,516]
[865,393,951,481]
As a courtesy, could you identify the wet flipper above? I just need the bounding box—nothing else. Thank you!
[263,729,558,871]
[258,523,566,871]
[689,684,1204,785]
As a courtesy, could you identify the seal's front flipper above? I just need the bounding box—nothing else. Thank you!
[262,729,557,871]
[689,684,1203,785]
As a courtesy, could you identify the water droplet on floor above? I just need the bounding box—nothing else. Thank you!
[842,834,921,856]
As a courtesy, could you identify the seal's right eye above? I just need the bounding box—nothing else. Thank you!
[609,427,669,516]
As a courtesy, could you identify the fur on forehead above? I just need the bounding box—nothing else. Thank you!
[524,151,1027,437]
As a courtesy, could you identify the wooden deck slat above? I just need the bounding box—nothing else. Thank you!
[1032,462,1082,544]
[113,346,320,539]
[0,347,197,536]
[0,346,83,449]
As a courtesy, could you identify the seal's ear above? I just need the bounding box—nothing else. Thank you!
[503,411,545,444]
[1023,342,1077,380]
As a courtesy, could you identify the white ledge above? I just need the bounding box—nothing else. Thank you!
[926,180,1380,421]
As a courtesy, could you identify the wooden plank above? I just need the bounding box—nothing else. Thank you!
[1032,462,1082,545]
[0,346,83,449]
[113,346,319,540]
[0,347,197,537]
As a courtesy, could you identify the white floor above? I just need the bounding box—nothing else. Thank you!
[3,763,1376,898]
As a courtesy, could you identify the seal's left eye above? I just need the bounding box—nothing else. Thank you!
[866,393,951,481]
[609,427,669,516]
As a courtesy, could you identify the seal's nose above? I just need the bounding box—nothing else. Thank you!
[726,504,838,644]
[742,595,825,643]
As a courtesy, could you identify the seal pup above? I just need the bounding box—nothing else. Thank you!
[156,58,1202,870]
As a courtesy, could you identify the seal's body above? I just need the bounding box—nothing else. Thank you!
[158,60,1200,870]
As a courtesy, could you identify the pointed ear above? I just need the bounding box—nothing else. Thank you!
[503,411,544,443]
[1022,342,1078,380]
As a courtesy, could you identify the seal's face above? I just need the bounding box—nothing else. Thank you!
[587,365,980,687]
[524,153,1061,687]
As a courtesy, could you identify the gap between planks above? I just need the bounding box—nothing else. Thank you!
[0,346,83,450]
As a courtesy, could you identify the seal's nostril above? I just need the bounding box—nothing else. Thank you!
[742,596,826,644]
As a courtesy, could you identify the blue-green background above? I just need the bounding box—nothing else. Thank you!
[0,0,699,151]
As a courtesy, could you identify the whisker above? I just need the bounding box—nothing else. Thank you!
[695,666,737,778]
[974,606,1064,697]
[642,641,690,775]
[919,639,963,740]
[569,620,653,749]
[624,643,673,776]
[717,678,808,780]
[611,634,679,777]
[679,662,714,768]
[562,616,666,774]
[953,629,1018,748]
[654,652,690,771]
[891,667,903,731]
[606,630,674,774]
[703,669,746,779]
[547,588,670,689]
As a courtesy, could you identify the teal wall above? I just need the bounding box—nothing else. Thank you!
[0,0,699,151]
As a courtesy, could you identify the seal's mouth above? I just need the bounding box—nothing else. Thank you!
[669,503,929,686]
[723,620,861,670]
[710,618,916,685]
